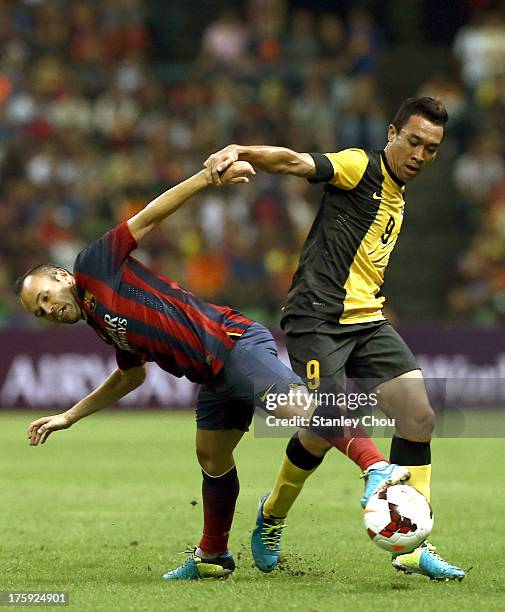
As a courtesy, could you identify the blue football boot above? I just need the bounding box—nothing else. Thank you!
[360,463,410,508]
[162,548,235,580]
[251,494,286,573]
[392,542,465,581]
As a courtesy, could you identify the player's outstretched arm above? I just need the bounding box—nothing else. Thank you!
[27,365,146,446]
[204,145,316,185]
[127,164,254,243]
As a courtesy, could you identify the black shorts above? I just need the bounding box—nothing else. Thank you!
[283,316,419,391]
[196,322,304,431]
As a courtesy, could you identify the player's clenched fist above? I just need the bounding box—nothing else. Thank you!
[204,159,255,187]
[27,413,72,446]
[219,160,255,185]
[204,144,242,185]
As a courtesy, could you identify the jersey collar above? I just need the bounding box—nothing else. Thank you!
[73,284,89,321]
[380,150,405,188]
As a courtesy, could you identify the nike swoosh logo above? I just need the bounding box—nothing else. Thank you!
[259,383,277,402]
[372,192,382,200]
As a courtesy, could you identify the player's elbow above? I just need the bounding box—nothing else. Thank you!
[283,151,315,177]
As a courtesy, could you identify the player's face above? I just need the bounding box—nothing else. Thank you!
[20,270,83,324]
[385,114,444,183]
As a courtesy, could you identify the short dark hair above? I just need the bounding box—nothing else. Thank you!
[14,263,64,297]
[392,97,448,131]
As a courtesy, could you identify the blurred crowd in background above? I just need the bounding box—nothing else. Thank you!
[0,0,505,327]
[450,11,505,325]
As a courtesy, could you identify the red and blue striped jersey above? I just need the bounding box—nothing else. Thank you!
[73,222,253,383]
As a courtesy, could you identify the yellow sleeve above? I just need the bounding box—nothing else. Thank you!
[325,149,368,190]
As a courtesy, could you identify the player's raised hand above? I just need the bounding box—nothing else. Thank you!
[204,145,241,185]
[27,413,72,446]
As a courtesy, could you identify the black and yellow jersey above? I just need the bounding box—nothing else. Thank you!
[282,148,406,326]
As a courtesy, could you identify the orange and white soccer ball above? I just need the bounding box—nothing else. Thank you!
[364,484,433,553]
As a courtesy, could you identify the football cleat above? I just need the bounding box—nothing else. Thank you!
[162,548,235,581]
[251,494,286,573]
[360,463,410,509]
[392,542,465,581]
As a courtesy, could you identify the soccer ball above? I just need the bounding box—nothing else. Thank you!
[364,484,433,553]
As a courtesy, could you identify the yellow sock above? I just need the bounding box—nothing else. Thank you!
[263,455,318,519]
[407,464,431,502]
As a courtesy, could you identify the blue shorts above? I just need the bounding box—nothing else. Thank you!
[196,322,304,431]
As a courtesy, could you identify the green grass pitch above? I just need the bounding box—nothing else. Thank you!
[1,411,504,611]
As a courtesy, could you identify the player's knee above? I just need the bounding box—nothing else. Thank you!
[407,404,435,438]
[196,447,216,473]
[299,428,331,457]
[416,405,435,434]
[196,447,232,476]
[272,384,315,420]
